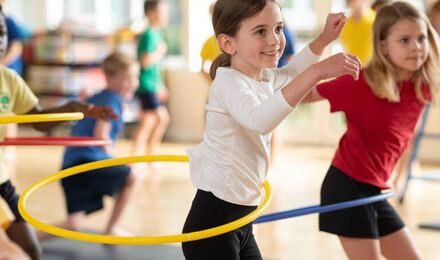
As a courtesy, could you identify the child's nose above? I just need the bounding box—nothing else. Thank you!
[413,40,422,51]
[268,32,280,45]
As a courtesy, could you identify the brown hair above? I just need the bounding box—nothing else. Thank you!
[371,0,393,12]
[144,0,162,14]
[364,1,440,103]
[209,0,278,79]
[102,51,134,77]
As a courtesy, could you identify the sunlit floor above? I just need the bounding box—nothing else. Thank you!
[10,137,440,260]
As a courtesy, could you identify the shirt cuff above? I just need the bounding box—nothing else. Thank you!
[274,89,295,112]
[287,45,321,74]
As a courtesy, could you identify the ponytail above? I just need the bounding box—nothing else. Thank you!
[210,53,231,80]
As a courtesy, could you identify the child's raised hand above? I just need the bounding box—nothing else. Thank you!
[317,53,361,81]
[309,12,347,55]
[320,12,348,46]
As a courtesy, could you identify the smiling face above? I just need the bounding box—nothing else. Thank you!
[220,1,285,80]
[381,18,429,80]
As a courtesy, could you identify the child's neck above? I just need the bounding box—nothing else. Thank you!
[149,21,161,29]
[351,5,369,20]
[232,66,267,82]
[395,70,413,82]
[107,85,120,94]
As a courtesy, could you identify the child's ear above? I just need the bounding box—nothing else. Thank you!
[218,34,236,55]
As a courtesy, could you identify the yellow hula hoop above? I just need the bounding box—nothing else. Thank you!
[18,155,272,245]
[0,112,84,124]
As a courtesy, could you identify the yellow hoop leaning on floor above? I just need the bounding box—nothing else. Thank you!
[0,112,84,124]
[18,155,272,245]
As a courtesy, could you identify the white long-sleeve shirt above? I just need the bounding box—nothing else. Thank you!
[186,45,320,206]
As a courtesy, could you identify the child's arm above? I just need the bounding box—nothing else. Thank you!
[139,42,167,69]
[94,119,113,155]
[281,52,359,108]
[25,101,118,132]
[274,12,349,90]
[219,54,358,135]
[302,87,325,103]
[309,12,347,55]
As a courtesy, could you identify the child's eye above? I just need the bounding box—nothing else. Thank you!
[275,25,283,34]
[256,29,266,36]
[417,35,426,43]
[399,37,409,44]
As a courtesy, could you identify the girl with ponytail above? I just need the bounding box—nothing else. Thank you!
[183,0,360,258]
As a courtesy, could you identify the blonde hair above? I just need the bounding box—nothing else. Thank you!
[364,1,440,103]
[102,51,134,77]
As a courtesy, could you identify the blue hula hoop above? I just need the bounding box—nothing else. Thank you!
[254,192,394,224]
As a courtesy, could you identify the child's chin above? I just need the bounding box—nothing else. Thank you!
[266,63,278,69]
[125,94,135,100]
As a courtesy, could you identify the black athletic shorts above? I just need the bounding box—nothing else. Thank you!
[0,180,24,222]
[61,159,130,215]
[319,165,405,238]
[182,189,262,260]
[136,91,162,111]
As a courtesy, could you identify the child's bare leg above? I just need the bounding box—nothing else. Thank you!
[146,106,170,156]
[339,236,382,260]
[37,212,85,241]
[104,171,143,236]
[380,228,422,260]
[0,229,31,260]
[7,222,41,260]
[132,111,158,156]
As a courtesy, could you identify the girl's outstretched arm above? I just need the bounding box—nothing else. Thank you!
[302,87,325,103]
[281,53,360,108]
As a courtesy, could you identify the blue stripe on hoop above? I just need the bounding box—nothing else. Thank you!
[254,192,394,224]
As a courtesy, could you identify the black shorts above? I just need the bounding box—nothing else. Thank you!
[182,189,262,260]
[319,165,405,238]
[0,181,24,222]
[136,91,162,111]
[61,159,130,215]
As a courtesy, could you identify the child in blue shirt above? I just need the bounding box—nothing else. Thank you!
[0,6,117,259]
[38,51,142,239]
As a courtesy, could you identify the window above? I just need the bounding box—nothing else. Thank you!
[163,0,182,55]
[281,0,317,34]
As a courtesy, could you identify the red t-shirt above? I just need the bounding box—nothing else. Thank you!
[317,71,428,189]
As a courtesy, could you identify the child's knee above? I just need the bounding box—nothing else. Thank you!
[127,171,145,187]
[158,112,170,127]
[66,216,83,232]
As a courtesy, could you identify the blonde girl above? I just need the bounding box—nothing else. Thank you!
[304,2,439,259]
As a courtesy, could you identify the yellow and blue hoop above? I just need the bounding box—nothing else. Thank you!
[18,155,272,245]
